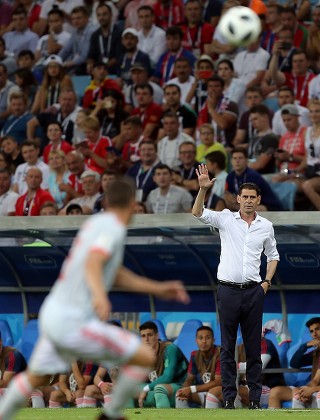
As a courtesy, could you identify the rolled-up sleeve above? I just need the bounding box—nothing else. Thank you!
[264,225,280,262]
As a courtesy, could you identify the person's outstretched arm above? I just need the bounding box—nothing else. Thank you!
[192,164,215,217]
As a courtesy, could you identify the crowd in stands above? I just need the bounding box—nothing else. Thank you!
[1,317,320,409]
[0,0,320,215]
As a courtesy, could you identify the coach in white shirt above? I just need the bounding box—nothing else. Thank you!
[192,166,279,410]
[0,168,19,216]
[137,5,166,67]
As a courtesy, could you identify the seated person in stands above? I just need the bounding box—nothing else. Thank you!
[0,168,19,216]
[59,170,100,215]
[0,331,27,392]
[224,147,283,211]
[146,164,193,213]
[48,361,97,408]
[248,104,279,174]
[196,124,226,164]
[171,141,199,200]
[81,367,113,408]
[137,321,188,408]
[93,169,117,213]
[126,141,160,203]
[0,136,24,172]
[39,201,58,216]
[66,203,83,215]
[269,317,320,409]
[61,151,86,200]
[175,326,221,408]
[204,151,227,211]
[42,122,74,164]
[206,337,285,408]
[15,167,55,216]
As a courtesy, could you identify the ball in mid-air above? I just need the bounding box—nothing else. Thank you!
[218,6,262,47]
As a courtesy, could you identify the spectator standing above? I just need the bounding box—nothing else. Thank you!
[38,0,84,35]
[0,168,19,216]
[146,164,193,213]
[137,6,166,68]
[192,171,279,410]
[3,8,39,56]
[280,7,308,51]
[260,4,282,54]
[15,167,55,216]
[58,6,96,75]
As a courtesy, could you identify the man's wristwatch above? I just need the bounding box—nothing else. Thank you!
[262,279,272,288]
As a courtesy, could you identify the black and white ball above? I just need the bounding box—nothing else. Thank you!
[218,6,262,47]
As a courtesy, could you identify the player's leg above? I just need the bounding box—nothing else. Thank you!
[48,389,67,408]
[317,391,320,408]
[153,383,180,408]
[82,384,103,408]
[205,385,223,408]
[292,387,307,409]
[268,386,293,409]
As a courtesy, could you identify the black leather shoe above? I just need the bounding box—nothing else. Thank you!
[223,399,235,409]
[249,400,261,409]
[96,414,126,420]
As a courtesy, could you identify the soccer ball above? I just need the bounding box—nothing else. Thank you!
[218,6,262,47]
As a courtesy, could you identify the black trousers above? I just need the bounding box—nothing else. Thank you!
[217,283,265,402]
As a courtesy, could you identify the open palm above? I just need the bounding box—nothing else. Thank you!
[196,164,215,189]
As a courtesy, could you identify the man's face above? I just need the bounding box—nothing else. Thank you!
[278,29,293,47]
[281,113,299,132]
[59,92,77,114]
[278,90,294,107]
[237,188,261,213]
[163,117,179,137]
[199,128,214,146]
[179,145,196,166]
[185,1,202,24]
[92,65,107,82]
[174,61,191,80]
[12,13,28,31]
[207,81,223,97]
[122,34,138,52]
[66,154,83,174]
[153,168,172,188]
[40,206,57,216]
[281,12,296,30]
[71,12,88,30]
[96,5,112,27]
[0,66,7,89]
[1,138,16,154]
[196,329,214,353]
[166,35,181,52]
[164,86,180,107]
[309,323,320,340]
[48,13,63,32]
[139,143,157,164]
[26,169,42,190]
[140,328,159,348]
[249,112,266,131]
[101,174,116,192]
[266,6,279,24]
[22,146,39,164]
[138,9,154,29]
[82,176,100,195]
[123,123,141,141]
[0,172,11,196]
[231,152,247,172]
[136,88,153,107]
[131,68,148,85]
[245,91,263,108]
[292,53,308,74]
[10,98,26,116]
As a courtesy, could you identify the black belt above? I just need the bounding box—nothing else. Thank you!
[218,280,260,290]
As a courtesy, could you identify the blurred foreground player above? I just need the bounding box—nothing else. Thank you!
[0,177,190,420]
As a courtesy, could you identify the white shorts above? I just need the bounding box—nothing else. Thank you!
[29,320,141,375]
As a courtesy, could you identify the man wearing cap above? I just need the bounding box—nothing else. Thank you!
[137,6,166,68]
[0,331,27,390]
[272,86,311,136]
[124,62,163,112]
[3,8,39,56]
[58,6,96,75]
[117,28,151,87]
[34,8,71,65]
[87,3,123,75]
[273,104,306,180]
[59,170,101,215]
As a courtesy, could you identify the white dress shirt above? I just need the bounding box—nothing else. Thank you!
[13,160,50,195]
[0,190,19,215]
[197,209,279,284]
[138,25,166,67]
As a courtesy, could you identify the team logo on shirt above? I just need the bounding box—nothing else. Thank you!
[69,373,77,392]
[202,372,211,383]
[149,370,158,382]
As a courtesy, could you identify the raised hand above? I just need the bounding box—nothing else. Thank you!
[195,164,215,190]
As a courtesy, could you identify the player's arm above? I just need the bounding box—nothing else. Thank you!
[71,362,87,391]
[193,375,222,392]
[114,267,189,304]
[59,374,73,399]
[0,371,15,388]
[85,250,112,320]
[93,367,112,395]
[192,163,215,217]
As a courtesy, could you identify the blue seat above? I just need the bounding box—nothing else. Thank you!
[16,320,39,363]
[263,97,279,112]
[0,320,13,346]
[269,182,297,211]
[173,319,203,359]
[148,319,167,341]
[71,75,91,105]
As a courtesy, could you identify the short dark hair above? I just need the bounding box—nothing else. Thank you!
[245,86,263,96]
[0,63,7,74]
[231,147,248,158]
[278,86,294,96]
[48,7,65,19]
[207,75,225,88]
[249,104,270,116]
[238,182,261,196]
[281,6,296,15]
[164,83,181,94]
[71,6,88,16]
[0,167,12,177]
[292,49,308,60]
[166,26,183,38]
[154,163,172,174]
[123,115,142,128]
[163,111,179,122]
[174,57,191,66]
[305,317,320,328]
[134,83,153,96]
[66,203,83,215]
[0,37,5,49]
[96,2,112,14]
[217,58,234,72]
[139,321,158,333]
[139,140,157,150]
[47,121,63,131]
[17,49,34,60]
[103,177,135,209]
[205,151,226,170]
[21,140,40,150]
[13,7,27,16]
[196,326,214,337]
[137,5,154,14]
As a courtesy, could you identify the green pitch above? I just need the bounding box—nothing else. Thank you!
[15,408,320,419]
